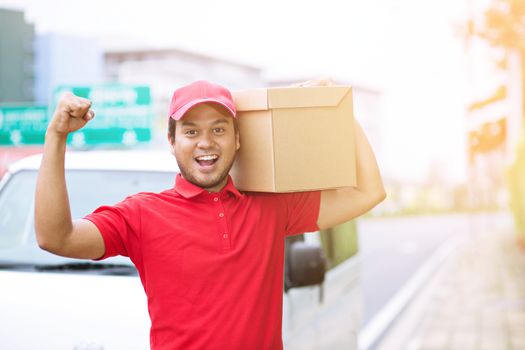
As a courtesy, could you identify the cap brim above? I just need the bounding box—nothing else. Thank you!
[170,99,236,120]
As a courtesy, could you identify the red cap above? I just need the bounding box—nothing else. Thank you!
[168,80,237,120]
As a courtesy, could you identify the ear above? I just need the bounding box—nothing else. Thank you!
[167,133,176,155]
[235,130,240,151]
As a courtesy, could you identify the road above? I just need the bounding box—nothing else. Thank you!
[357,211,513,346]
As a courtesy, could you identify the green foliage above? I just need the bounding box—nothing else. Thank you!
[507,131,525,240]
[320,220,358,270]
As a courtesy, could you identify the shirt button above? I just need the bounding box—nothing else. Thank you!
[223,233,229,239]
[219,212,224,218]
[213,197,219,202]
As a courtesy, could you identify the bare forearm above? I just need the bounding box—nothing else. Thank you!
[34,132,73,250]
[352,120,385,196]
[317,119,385,229]
[33,93,104,258]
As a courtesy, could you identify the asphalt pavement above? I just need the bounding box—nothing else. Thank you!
[357,213,479,326]
[375,213,525,350]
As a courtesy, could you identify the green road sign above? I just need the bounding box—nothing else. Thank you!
[52,84,153,147]
[0,105,48,145]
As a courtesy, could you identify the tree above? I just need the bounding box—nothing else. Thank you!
[475,0,525,117]
[478,0,525,49]
[474,0,525,244]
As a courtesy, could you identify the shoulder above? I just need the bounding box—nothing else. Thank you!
[242,191,287,202]
[242,191,320,206]
[243,191,319,199]
[116,188,178,207]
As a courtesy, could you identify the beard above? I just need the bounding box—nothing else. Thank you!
[175,154,236,191]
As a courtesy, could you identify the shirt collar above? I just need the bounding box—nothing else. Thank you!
[174,174,243,199]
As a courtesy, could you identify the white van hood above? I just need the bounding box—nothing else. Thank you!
[0,270,150,350]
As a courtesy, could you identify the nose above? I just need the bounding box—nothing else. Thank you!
[197,131,215,149]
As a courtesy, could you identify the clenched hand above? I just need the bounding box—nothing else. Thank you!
[47,92,95,136]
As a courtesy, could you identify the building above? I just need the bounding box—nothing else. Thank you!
[105,48,264,104]
[34,34,104,104]
[0,8,34,103]
[104,47,264,146]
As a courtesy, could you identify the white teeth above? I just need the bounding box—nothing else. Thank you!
[196,155,218,161]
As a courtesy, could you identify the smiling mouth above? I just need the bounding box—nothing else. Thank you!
[195,154,219,167]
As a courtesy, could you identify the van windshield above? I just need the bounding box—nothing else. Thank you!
[0,169,175,268]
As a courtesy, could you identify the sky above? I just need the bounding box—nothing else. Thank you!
[0,0,480,184]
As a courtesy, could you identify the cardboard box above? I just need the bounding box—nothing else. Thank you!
[230,86,356,192]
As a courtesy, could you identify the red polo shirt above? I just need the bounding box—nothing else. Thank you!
[85,174,321,350]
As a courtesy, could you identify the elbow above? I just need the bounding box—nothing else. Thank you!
[377,188,387,203]
[35,225,49,251]
[370,188,387,208]
[35,229,64,255]
[35,234,56,253]
[37,239,66,256]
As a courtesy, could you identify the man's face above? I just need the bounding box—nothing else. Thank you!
[170,103,240,192]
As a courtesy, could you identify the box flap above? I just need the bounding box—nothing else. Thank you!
[232,89,268,112]
[272,88,356,191]
[268,86,351,109]
[233,86,352,112]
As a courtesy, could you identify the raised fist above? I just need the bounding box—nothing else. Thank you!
[48,92,95,136]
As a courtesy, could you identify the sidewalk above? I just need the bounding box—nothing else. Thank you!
[377,227,525,350]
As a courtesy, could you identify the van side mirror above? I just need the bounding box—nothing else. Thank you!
[284,241,326,296]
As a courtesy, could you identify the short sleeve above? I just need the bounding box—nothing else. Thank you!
[83,195,141,261]
[281,191,321,236]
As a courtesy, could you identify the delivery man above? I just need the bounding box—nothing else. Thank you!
[35,79,385,350]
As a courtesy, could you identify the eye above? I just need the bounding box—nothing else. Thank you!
[213,127,225,134]
[185,129,197,136]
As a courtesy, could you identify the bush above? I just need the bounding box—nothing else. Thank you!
[507,130,525,245]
